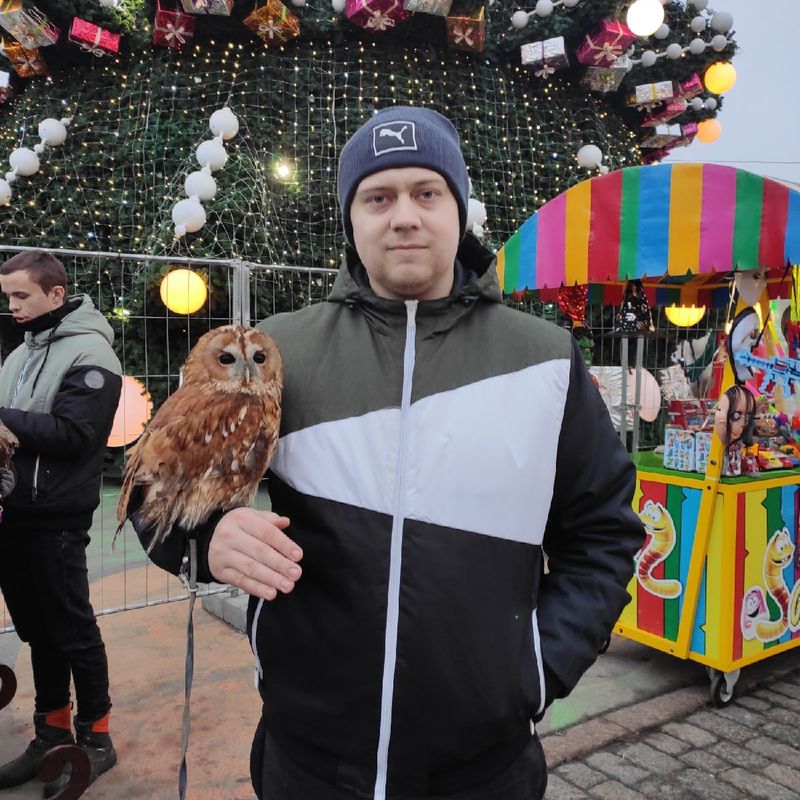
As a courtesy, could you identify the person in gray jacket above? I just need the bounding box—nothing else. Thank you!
[140,107,644,800]
[0,250,121,795]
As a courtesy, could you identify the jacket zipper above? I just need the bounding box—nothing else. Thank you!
[9,350,33,408]
[373,300,418,800]
[31,455,40,501]
[531,607,547,720]
[251,597,265,688]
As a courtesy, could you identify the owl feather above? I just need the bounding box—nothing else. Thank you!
[116,325,283,553]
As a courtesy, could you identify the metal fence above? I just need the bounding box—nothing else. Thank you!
[0,244,755,628]
[0,245,336,631]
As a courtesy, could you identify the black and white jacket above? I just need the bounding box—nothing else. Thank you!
[146,236,643,799]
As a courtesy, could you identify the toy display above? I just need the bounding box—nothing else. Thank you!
[497,163,800,709]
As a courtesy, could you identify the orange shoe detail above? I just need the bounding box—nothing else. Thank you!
[44,705,71,731]
[90,713,110,734]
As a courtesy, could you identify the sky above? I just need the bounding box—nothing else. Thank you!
[668,0,800,186]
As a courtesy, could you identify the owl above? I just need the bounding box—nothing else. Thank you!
[116,325,283,553]
[0,419,19,471]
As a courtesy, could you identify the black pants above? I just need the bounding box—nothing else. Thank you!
[251,720,548,800]
[0,527,111,723]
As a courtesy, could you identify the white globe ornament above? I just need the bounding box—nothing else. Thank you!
[640,50,658,68]
[5,171,17,183]
[195,138,228,172]
[711,34,728,52]
[654,23,670,40]
[690,15,706,33]
[9,147,40,176]
[625,0,665,38]
[562,0,579,6]
[511,10,529,29]
[0,178,11,206]
[172,197,206,234]
[691,97,704,111]
[290,0,306,5]
[705,96,718,111]
[666,42,683,60]
[689,0,708,9]
[689,37,707,55]
[466,198,487,229]
[710,11,733,33]
[599,165,610,175]
[576,144,603,169]
[209,107,239,140]
[534,0,553,17]
[331,0,346,11]
[33,143,45,154]
[174,223,187,238]
[38,118,68,147]
[99,0,119,6]
[184,169,217,201]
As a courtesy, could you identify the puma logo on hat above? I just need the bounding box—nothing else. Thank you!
[373,122,417,155]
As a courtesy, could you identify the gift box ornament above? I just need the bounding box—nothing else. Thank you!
[0,68,11,101]
[557,284,588,329]
[153,1,196,49]
[575,19,635,68]
[582,54,630,93]
[642,99,686,127]
[628,80,677,108]
[520,36,568,78]
[179,0,233,14]
[677,72,703,100]
[68,18,120,57]
[640,124,681,150]
[0,3,59,49]
[614,279,654,336]
[346,0,411,32]
[403,0,452,16]
[445,6,485,53]
[3,40,47,76]
[244,0,300,46]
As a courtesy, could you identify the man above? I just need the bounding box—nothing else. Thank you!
[0,250,121,796]
[141,107,644,800]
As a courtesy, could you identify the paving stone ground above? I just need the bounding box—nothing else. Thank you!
[542,666,800,800]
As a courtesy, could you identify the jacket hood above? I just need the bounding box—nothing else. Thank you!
[24,294,114,349]
[328,232,502,321]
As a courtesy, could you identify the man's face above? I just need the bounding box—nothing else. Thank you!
[0,269,65,324]
[350,167,461,302]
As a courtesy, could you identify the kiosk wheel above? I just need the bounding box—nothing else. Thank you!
[708,668,739,707]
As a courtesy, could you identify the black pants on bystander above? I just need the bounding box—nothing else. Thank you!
[0,527,111,723]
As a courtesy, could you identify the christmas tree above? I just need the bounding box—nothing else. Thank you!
[0,0,736,397]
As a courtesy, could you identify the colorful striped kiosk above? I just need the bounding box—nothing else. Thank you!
[498,163,800,706]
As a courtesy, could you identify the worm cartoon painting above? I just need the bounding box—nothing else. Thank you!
[636,500,682,599]
[753,528,794,643]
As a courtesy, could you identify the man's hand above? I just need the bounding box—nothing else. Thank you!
[208,508,302,601]
[0,468,15,501]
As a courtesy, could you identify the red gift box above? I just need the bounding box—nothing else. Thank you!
[642,99,687,128]
[677,73,703,100]
[153,1,196,49]
[68,18,120,57]
[345,0,411,33]
[575,19,635,68]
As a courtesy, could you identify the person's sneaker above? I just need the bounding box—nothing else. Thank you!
[42,716,117,798]
[0,709,74,790]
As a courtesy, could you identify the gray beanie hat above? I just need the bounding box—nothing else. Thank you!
[337,106,470,245]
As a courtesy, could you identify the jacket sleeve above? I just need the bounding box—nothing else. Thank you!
[536,339,645,715]
[131,499,223,585]
[0,365,121,459]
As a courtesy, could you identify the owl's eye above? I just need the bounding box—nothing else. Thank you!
[219,353,236,365]
[253,352,266,364]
